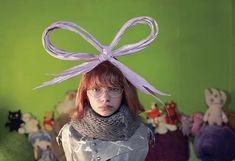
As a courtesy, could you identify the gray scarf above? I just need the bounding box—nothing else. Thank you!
[71,105,140,141]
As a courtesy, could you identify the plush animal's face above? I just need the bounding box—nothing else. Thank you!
[8,110,21,121]
[204,88,226,108]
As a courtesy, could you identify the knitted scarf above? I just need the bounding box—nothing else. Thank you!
[71,105,140,141]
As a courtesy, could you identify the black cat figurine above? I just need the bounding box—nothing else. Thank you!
[5,110,24,132]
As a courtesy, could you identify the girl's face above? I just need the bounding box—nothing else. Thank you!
[87,87,123,116]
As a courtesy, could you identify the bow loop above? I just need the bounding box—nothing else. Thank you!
[110,16,158,57]
[36,16,169,103]
[42,21,103,61]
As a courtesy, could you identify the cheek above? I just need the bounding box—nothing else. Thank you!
[87,95,99,107]
[112,97,122,108]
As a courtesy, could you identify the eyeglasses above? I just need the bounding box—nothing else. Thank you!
[87,87,123,98]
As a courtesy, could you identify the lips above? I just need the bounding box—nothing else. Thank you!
[99,105,113,112]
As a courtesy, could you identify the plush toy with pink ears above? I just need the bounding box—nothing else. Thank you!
[203,88,228,125]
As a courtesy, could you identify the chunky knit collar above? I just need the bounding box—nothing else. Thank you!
[71,104,140,141]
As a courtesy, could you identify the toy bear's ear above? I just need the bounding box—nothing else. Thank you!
[219,90,227,103]
[204,88,211,105]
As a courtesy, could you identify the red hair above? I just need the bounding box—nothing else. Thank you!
[72,61,143,120]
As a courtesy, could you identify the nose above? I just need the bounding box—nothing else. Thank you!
[100,90,110,102]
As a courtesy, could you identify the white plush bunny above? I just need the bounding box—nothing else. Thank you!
[203,88,228,125]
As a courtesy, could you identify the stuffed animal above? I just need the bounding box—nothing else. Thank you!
[28,130,56,161]
[203,88,228,125]
[164,101,181,125]
[43,112,54,131]
[5,110,24,132]
[146,103,161,127]
[180,114,192,136]
[191,112,204,136]
[155,114,177,134]
[56,90,76,115]
[194,125,235,161]
[18,113,39,134]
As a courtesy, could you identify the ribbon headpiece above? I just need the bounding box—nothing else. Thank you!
[35,16,169,104]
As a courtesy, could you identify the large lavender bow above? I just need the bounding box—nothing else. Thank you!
[36,16,169,103]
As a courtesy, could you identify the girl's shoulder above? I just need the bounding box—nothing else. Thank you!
[57,122,82,144]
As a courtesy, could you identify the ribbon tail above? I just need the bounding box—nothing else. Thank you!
[33,61,99,90]
[52,60,99,77]
[109,59,170,103]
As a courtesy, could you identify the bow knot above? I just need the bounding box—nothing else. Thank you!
[98,47,112,62]
[36,16,170,104]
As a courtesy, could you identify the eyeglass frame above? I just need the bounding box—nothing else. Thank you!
[86,87,123,98]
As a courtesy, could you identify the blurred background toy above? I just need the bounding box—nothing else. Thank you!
[191,112,204,136]
[43,112,54,132]
[5,110,24,132]
[194,125,235,161]
[164,101,181,125]
[56,90,76,115]
[203,88,228,125]
[180,114,192,136]
[18,112,40,135]
[28,130,56,161]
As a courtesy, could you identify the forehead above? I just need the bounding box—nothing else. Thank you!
[86,73,123,89]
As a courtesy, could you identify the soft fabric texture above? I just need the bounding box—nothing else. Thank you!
[71,105,140,141]
[194,125,235,161]
[203,88,228,125]
[59,122,149,161]
[145,129,189,161]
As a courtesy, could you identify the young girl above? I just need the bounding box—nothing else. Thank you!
[37,16,168,161]
[58,61,151,161]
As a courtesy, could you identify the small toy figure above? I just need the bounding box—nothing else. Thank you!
[191,112,203,136]
[154,114,177,134]
[18,112,40,134]
[164,101,181,125]
[28,130,56,161]
[203,88,228,125]
[5,110,24,132]
[43,112,54,131]
[146,103,161,127]
[180,114,192,136]
[56,90,76,115]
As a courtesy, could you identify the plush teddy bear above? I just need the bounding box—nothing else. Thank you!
[43,112,54,132]
[18,113,39,134]
[5,110,24,132]
[203,88,228,125]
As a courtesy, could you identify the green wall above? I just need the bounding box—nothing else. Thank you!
[0,0,234,161]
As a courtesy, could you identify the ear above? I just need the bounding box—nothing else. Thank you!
[219,90,227,103]
[204,88,211,105]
